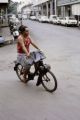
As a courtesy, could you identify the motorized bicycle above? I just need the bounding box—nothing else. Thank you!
[14,51,57,93]
[9,22,19,39]
[12,26,19,40]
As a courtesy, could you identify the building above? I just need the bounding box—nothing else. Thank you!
[21,3,33,18]
[34,0,57,17]
[0,0,10,19]
[57,0,80,17]
[0,0,10,26]
[8,1,18,15]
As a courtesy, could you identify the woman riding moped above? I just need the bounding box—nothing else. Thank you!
[17,25,40,82]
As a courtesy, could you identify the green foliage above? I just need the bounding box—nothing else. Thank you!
[8,1,18,14]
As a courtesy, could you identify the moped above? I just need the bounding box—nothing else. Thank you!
[14,51,57,93]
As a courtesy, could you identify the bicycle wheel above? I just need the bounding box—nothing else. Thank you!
[41,70,57,92]
[16,64,28,83]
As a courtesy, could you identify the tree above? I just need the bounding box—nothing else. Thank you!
[8,1,18,15]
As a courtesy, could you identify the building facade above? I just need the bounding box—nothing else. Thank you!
[0,0,10,26]
[0,0,9,18]
[20,0,80,21]
[57,0,80,17]
[34,0,57,17]
[21,3,33,18]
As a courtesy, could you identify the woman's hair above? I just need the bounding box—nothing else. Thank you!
[19,25,28,33]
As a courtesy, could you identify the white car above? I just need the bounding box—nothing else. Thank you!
[36,15,41,21]
[52,17,62,24]
[61,16,77,26]
[58,17,64,24]
[39,16,49,23]
[49,15,57,23]
[14,18,20,24]
[22,15,27,20]
[30,16,36,20]
[0,36,5,44]
[9,16,20,24]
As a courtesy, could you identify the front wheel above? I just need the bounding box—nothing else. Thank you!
[41,70,57,92]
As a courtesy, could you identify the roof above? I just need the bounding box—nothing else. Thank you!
[34,0,50,6]
[22,3,33,10]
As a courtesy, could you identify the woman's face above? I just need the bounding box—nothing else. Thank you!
[23,30,29,37]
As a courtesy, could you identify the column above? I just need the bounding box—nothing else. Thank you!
[50,0,53,15]
[61,6,65,17]
[54,0,57,15]
[6,8,8,19]
[63,6,65,17]
[46,2,49,17]
[41,4,44,16]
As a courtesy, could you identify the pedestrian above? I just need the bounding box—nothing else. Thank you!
[17,25,40,82]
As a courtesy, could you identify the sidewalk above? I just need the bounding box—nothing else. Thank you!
[0,21,13,44]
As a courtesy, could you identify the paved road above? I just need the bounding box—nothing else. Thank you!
[0,20,80,120]
[24,20,80,87]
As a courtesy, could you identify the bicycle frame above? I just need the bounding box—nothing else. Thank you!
[28,59,51,81]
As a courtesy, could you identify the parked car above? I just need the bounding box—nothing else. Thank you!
[60,16,77,26]
[30,16,36,20]
[39,16,49,23]
[9,16,20,25]
[58,17,64,24]
[22,15,27,20]
[52,17,62,24]
[49,15,57,23]
[36,15,41,21]
[0,36,5,45]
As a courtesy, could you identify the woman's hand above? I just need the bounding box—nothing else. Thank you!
[27,53,30,58]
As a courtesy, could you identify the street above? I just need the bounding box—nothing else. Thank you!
[0,20,80,120]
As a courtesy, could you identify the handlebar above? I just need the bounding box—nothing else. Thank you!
[29,50,46,62]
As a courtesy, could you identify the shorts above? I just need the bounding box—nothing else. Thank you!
[17,53,33,70]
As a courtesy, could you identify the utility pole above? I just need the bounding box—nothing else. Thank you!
[21,11,22,25]
[21,7,23,25]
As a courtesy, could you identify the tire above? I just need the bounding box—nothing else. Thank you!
[65,23,68,27]
[16,64,28,83]
[41,70,57,92]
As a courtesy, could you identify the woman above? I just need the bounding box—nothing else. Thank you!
[17,25,40,82]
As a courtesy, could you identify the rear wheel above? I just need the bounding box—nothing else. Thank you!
[16,64,28,83]
[41,70,57,92]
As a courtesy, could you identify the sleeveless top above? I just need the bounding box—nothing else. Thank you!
[17,36,31,53]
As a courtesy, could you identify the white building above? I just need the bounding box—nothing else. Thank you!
[33,0,57,17]
[21,3,33,18]
[57,0,80,17]
[0,0,9,17]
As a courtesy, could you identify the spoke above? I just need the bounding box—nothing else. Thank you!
[46,76,50,81]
